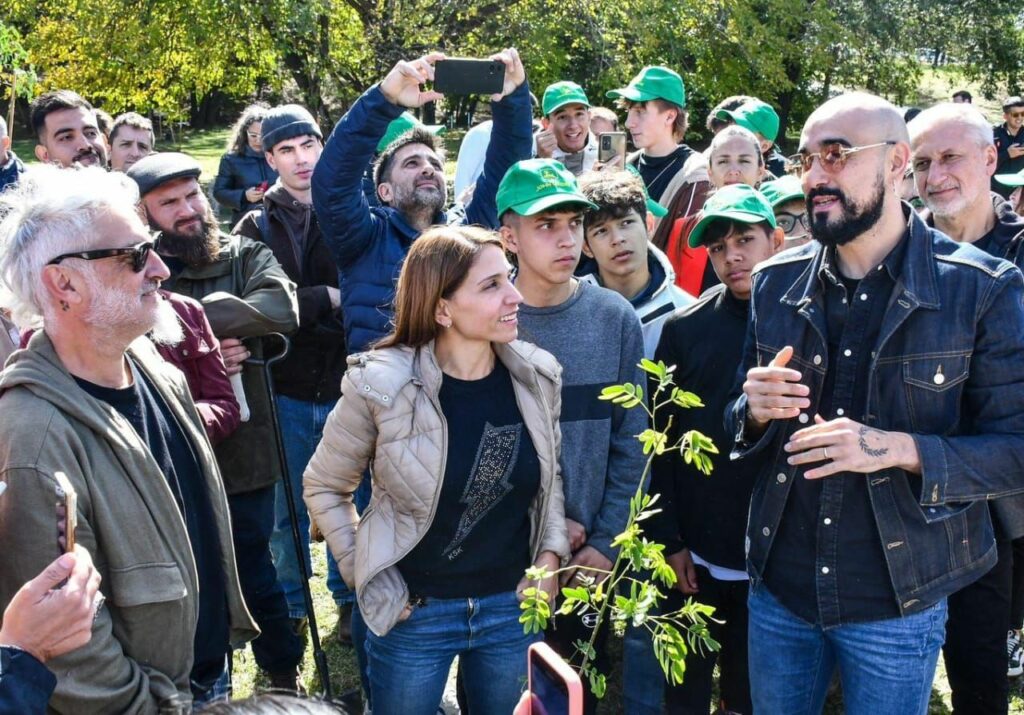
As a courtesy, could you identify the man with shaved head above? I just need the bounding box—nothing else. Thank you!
[727,92,1024,713]
[910,103,1024,715]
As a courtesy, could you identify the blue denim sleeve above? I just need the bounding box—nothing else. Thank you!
[312,84,403,270]
[915,266,1024,505]
[0,647,56,715]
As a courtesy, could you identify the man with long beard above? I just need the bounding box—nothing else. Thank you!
[127,152,304,692]
[726,93,1024,714]
[0,165,257,712]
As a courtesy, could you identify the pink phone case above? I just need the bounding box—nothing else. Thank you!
[527,641,584,715]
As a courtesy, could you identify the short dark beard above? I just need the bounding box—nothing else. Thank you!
[807,175,886,248]
[152,206,222,268]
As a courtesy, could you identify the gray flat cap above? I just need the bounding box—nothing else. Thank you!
[126,152,202,196]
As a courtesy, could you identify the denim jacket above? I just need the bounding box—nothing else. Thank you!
[726,208,1024,616]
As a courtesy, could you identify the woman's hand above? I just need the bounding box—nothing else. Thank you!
[517,551,561,603]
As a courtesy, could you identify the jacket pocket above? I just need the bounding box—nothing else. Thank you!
[108,562,189,607]
[901,352,970,434]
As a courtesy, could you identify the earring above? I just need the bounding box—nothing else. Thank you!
[60,300,70,312]
[444,321,452,329]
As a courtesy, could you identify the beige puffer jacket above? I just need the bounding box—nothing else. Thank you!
[304,339,571,636]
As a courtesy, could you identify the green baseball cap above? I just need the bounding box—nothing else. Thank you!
[376,112,446,153]
[995,169,1024,188]
[716,99,780,143]
[759,175,805,208]
[688,184,776,248]
[497,159,597,217]
[625,164,668,218]
[543,81,591,116]
[606,66,686,108]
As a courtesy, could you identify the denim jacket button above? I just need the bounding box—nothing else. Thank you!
[776,473,787,484]
[762,527,771,536]
[798,412,810,424]
[813,354,822,365]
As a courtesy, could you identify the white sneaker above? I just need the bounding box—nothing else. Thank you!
[1008,629,1023,677]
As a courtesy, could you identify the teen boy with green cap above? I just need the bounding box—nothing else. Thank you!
[536,81,598,175]
[608,66,710,252]
[628,184,782,715]
[760,174,811,248]
[497,158,646,715]
[716,98,788,177]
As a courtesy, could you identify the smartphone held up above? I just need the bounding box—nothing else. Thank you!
[432,58,505,95]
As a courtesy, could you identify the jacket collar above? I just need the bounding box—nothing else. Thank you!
[781,205,940,310]
[413,339,558,393]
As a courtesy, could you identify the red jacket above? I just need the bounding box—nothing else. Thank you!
[156,291,240,445]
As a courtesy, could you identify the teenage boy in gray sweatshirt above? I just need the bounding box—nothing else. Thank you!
[497,159,646,714]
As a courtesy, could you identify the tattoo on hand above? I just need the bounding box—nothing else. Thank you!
[858,426,889,458]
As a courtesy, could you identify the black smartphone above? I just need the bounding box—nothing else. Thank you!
[598,132,627,164]
[433,58,504,95]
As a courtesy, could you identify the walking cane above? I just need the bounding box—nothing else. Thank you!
[248,333,333,699]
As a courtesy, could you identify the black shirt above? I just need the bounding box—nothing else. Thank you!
[763,237,907,626]
[398,361,540,599]
[76,360,229,684]
[993,123,1024,198]
[632,145,694,203]
[648,285,757,570]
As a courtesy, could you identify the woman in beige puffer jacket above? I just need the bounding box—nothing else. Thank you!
[304,226,570,715]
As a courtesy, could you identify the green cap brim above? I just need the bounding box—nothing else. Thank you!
[606,87,655,102]
[546,98,591,116]
[647,198,668,218]
[768,188,804,207]
[995,173,1024,188]
[688,210,772,248]
[507,193,597,217]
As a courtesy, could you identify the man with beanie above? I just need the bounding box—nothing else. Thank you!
[535,81,599,175]
[716,98,788,177]
[233,105,351,642]
[127,152,304,692]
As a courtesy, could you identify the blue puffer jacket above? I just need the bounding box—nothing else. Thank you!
[213,147,278,227]
[312,82,534,353]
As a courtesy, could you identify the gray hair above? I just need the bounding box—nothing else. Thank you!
[710,124,764,165]
[0,165,140,327]
[908,103,994,149]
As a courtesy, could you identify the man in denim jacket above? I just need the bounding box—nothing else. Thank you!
[726,92,1024,714]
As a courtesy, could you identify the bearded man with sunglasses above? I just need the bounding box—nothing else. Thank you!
[993,97,1024,199]
[0,165,258,712]
[726,93,1024,714]
[128,152,305,692]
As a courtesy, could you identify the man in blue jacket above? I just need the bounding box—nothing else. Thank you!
[312,48,534,355]
[727,92,1024,714]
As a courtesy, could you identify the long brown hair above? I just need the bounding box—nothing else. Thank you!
[375,226,505,350]
[227,103,270,156]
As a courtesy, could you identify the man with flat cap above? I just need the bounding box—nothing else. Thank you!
[127,152,305,691]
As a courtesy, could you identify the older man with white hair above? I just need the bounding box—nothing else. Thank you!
[0,165,257,714]
[909,102,1024,715]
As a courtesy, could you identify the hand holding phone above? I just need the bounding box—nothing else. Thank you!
[54,471,77,554]
[527,642,583,715]
[380,52,447,108]
[598,132,627,166]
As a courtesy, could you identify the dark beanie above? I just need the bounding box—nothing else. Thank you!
[261,104,322,151]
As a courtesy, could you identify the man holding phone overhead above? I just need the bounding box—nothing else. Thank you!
[0,165,258,713]
[312,48,534,355]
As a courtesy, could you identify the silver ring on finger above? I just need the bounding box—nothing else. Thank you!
[93,593,105,622]
[823,447,830,460]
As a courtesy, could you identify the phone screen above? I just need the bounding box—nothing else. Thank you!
[530,656,570,715]
[598,132,627,164]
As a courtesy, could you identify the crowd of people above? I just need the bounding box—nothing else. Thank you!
[0,45,1023,715]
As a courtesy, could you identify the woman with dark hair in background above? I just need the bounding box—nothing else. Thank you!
[214,104,277,227]
[304,226,569,715]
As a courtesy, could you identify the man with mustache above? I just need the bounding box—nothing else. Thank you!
[0,165,257,712]
[312,48,533,356]
[30,90,108,169]
[127,152,305,692]
[909,103,1024,715]
[727,93,1024,714]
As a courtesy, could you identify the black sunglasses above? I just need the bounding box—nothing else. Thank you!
[48,238,157,273]
[775,211,810,234]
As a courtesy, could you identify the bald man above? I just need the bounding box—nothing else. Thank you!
[726,92,1024,714]
[910,103,1024,715]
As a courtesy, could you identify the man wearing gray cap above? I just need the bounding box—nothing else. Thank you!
[233,105,352,641]
[127,152,305,691]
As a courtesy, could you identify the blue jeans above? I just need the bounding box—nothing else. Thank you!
[747,584,947,715]
[365,591,536,715]
[191,656,231,710]
[271,395,351,616]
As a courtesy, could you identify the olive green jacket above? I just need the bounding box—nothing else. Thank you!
[0,333,258,714]
[162,233,299,494]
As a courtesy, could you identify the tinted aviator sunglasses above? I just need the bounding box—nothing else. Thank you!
[48,237,158,273]
[786,141,896,177]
